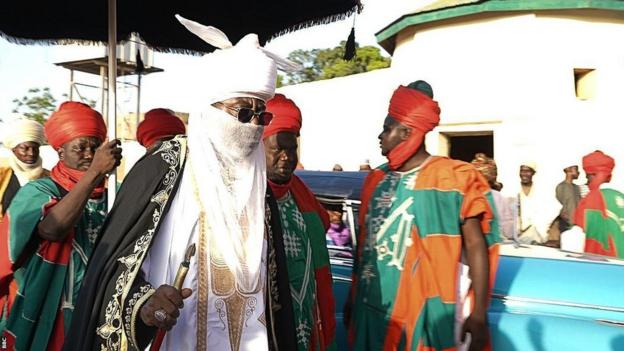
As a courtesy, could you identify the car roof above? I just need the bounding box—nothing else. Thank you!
[295,170,367,201]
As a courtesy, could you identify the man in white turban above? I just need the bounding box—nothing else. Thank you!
[512,161,559,244]
[65,15,302,351]
[0,119,47,218]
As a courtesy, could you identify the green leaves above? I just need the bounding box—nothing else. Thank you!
[12,87,57,125]
[280,42,391,86]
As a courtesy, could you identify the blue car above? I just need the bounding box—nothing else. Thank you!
[296,170,624,351]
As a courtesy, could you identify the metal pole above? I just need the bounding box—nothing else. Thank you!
[69,70,74,101]
[136,74,141,131]
[100,65,107,117]
[107,0,117,208]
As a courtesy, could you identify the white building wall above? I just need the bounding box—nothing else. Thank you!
[279,10,624,219]
[278,68,402,171]
[391,10,624,196]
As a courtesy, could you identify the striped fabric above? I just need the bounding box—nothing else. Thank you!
[575,187,624,258]
[349,157,500,351]
[0,177,105,351]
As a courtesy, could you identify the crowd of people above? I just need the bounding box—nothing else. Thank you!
[466,150,623,257]
[0,15,622,351]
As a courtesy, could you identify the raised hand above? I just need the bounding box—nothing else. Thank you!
[89,139,122,177]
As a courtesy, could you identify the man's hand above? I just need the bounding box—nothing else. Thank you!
[461,314,488,351]
[140,285,192,331]
[89,139,122,177]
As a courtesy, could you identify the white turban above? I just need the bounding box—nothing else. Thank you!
[521,160,537,172]
[176,15,300,104]
[3,119,46,149]
[561,156,579,170]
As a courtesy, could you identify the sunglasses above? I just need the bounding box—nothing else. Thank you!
[215,103,273,126]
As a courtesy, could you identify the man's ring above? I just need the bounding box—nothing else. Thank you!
[154,309,168,322]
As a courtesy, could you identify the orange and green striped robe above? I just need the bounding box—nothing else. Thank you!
[348,157,500,351]
[574,185,624,258]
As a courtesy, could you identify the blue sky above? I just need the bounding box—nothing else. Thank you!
[0,1,426,127]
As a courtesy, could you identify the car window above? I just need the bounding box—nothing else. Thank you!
[320,197,356,258]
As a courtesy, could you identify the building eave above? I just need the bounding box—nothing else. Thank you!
[376,0,624,54]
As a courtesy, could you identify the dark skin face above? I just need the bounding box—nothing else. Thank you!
[519,165,535,185]
[264,132,298,184]
[378,115,430,172]
[212,97,266,126]
[12,141,40,164]
[58,136,102,171]
[378,116,412,157]
[564,165,580,180]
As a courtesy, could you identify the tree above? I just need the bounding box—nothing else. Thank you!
[12,87,57,124]
[12,88,97,124]
[282,42,391,85]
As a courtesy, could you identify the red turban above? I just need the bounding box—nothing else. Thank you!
[263,94,301,140]
[45,101,107,149]
[387,85,440,170]
[583,150,615,190]
[136,109,186,148]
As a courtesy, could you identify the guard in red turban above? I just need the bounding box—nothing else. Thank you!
[582,150,615,190]
[136,108,186,150]
[386,81,440,170]
[262,94,336,349]
[44,101,116,197]
[574,150,624,258]
[263,94,301,140]
[0,102,120,351]
[45,101,107,150]
[349,82,499,351]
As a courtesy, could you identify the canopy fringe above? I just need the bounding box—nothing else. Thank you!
[269,2,363,41]
[1,1,363,55]
[1,32,106,47]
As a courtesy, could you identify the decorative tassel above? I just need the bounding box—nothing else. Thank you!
[344,27,356,61]
[135,50,145,74]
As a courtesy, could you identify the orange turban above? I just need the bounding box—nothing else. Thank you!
[45,101,107,149]
[263,94,301,139]
[387,85,440,170]
[136,108,186,148]
[583,150,615,190]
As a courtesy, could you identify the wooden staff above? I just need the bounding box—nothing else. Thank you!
[150,243,196,351]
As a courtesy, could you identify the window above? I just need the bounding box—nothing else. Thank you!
[574,68,596,100]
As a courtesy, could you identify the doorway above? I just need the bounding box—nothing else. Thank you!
[441,132,494,162]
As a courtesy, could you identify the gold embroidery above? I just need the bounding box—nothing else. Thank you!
[195,204,208,351]
[130,287,155,348]
[190,161,265,351]
[265,202,280,313]
[223,292,246,351]
[97,137,186,351]
[211,261,236,296]
[258,310,267,327]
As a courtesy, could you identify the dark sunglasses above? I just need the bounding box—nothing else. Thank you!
[216,103,273,126]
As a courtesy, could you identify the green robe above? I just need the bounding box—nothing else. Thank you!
[349,158,500,351]
[0,177,106,351]
[273,175,337,351]
[575,185,624,258]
